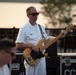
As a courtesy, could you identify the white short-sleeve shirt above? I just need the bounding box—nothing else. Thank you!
[0,65,10,75]
[16,22,48,45]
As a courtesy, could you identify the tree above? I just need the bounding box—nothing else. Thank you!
[40,0,76,28]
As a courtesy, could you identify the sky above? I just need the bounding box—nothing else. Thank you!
[0,2,76,28]
[0,2,47,28]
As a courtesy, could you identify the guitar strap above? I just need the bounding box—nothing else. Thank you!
[38,24,45,38]
[38,24,46,46]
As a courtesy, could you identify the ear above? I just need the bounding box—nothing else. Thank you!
[27,14,29,17]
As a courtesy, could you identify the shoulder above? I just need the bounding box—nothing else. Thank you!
[3,65,10,75]
[20,22,29,30]
[3,65,9,69]
[38,24,45,29]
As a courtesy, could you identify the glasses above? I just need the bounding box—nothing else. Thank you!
[29,12,39,16]
[5,50,16,57]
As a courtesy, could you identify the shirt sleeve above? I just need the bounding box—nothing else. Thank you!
[16,27,26,43]
[3,65,10,75]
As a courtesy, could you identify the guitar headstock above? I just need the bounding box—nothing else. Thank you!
[65,24,76,32]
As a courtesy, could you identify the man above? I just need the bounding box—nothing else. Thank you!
[0,38,16,75]
[16,6,67,75]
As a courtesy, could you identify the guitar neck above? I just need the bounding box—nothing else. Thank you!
[41,33,63,50]
[40,25,76,51]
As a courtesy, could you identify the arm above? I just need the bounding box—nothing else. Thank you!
[44,36,55,44]
[16,42,39,52]
[44,30,67,44]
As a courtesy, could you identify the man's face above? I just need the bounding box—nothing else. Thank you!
[27,7,39,22]
[3,47,16,64]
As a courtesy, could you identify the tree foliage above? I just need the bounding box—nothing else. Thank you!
[40,0,76,28]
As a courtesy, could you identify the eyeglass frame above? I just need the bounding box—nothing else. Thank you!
[5,50,16,57]
[29,12,39,16]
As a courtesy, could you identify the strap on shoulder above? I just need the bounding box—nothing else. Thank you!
[38,24,44,38]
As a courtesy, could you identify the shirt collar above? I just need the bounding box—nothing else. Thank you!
[28,22,38,28]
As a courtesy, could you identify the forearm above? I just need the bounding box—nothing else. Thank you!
[45,36,55,44]
[16,42,33,49]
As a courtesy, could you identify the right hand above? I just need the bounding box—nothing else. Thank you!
[61,30,67,38]
[31,44,39,52]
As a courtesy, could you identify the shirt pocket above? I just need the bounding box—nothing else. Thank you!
[26,32,37,40]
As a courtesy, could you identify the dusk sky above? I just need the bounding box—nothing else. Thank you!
[0,2,47,28]
[0,2,76,28]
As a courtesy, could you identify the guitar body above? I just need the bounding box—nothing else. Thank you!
[23,38,48,66]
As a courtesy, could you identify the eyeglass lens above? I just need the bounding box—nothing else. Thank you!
[29,12,39,16]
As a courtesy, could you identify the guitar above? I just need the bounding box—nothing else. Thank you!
[23,25,76,66]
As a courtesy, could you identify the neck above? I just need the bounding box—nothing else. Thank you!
[29,20,36,26]
[0,59,4,67]
[0,56,5,67]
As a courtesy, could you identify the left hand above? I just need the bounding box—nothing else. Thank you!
[61,30,68,38]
